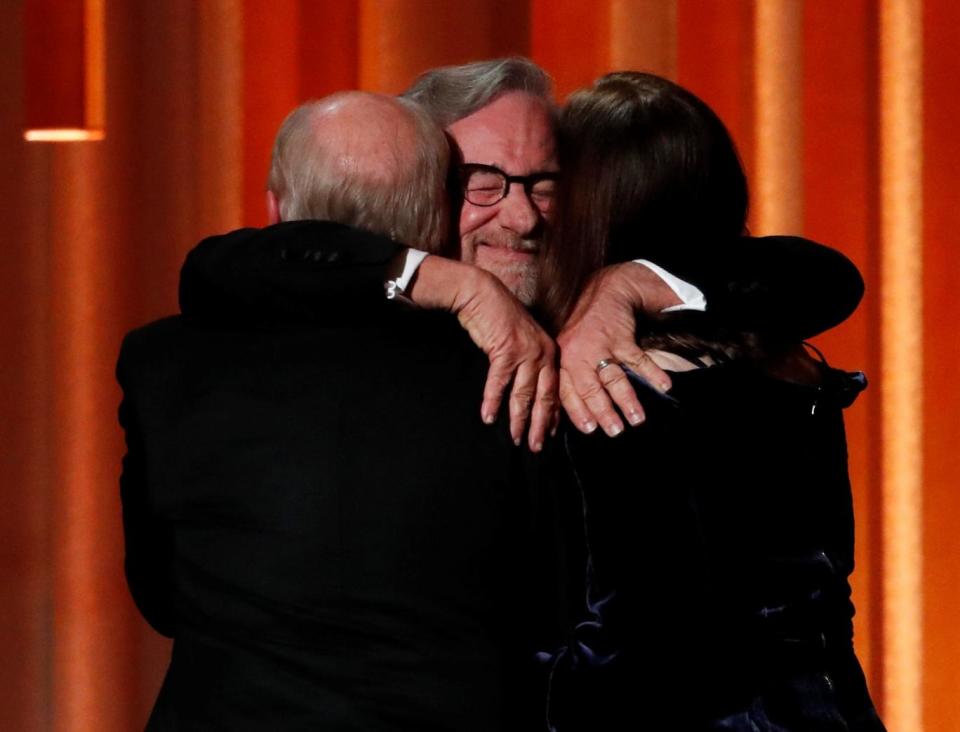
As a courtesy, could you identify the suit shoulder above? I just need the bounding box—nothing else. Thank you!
[117,316,186,382]
[120,315,186,352]
[385,309,487,362]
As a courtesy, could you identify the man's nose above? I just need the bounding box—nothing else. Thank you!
[498,184,541,236]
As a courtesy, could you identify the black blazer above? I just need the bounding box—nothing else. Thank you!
[118,302,570,730]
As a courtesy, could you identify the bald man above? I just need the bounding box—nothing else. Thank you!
[118,92,563,731]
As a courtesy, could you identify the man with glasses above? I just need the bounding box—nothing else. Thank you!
[455,160,558,304]
[183,57,862,448]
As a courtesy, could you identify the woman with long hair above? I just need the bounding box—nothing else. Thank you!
[541,72,883,731]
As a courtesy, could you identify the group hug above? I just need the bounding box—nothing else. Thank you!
[117,57,884,731]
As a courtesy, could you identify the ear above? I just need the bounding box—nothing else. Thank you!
[266,190,281,224]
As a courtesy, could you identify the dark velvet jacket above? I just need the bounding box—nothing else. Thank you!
[550,362,884,731]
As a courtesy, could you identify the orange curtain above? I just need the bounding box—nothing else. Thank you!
[3,1,957,729]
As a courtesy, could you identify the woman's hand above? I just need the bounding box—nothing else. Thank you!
[557,263,677,436]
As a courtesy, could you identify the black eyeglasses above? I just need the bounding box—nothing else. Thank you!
[458,163,559,208]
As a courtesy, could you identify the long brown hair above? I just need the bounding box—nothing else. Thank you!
[537,72,749,333]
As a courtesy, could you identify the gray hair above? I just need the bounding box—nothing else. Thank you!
[401,56,556,128]
[266,93,450,252]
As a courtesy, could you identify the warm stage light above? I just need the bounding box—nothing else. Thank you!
[880,1,924,730]
[23,0,105,142]
[23,129,104,142]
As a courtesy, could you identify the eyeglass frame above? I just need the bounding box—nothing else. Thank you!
[457,163,560,208]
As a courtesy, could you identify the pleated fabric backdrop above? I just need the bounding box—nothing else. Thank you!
[1,1,957,730]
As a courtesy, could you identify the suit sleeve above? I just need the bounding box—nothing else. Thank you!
[647,235,865,341]
[179,220,404,324]
[117,335,176,637]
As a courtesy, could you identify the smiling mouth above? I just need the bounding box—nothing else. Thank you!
[477,243,538,259]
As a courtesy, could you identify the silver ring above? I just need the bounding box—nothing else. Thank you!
[596,358,616,374]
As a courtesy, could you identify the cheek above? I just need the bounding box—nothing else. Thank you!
[459,203,498,239]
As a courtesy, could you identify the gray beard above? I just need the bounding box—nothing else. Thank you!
[494,260,538,307]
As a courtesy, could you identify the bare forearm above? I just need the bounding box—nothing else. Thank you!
[606,261,684,314]
[405,255,485,311]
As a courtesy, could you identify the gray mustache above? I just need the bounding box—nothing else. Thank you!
[482,238,539,253]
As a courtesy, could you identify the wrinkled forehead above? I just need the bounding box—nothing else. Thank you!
[446,91,558,175]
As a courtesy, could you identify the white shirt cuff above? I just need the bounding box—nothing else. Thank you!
[385,248,429,300]
[633,259,707,313]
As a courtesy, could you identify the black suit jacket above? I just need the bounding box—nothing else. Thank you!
[118,300,570,730]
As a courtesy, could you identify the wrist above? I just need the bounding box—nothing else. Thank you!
[407,256,487,313]
[612,261,683,314]
[450,264,497,318]
[406,255,449,309]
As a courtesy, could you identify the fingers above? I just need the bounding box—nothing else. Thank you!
[508,361,537,447]
[559,369,598,435]
[618,346,672,393]
[551,260,684,436]
[507,359,558,452]
[549,406,562,438]
[527,362,559,452]
[597,361,646,427]
[562,349,673,437]
[481,356,512,426]
[568,363,626,437]
[485,341,558,453]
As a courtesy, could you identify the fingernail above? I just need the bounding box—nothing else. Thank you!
[627,410,644,426]
[606,423,624,437]
[514,436,522,447]
[532,441,543,452]
[483,412,495,425]
[583,420,598,433]
[657,381,671,393]
[550,425,559,437]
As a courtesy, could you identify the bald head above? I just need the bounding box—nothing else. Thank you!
[267,92,450,252]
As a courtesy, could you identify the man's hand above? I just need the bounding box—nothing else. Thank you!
[408,256,558,452]
[557,263,678,436]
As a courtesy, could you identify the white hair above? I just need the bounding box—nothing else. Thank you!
[401,56,557,128]
[266,93,450,252]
